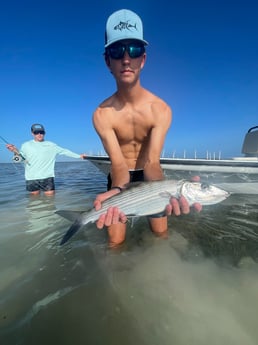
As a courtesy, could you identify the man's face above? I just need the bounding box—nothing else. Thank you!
[32,130,45,142]
[105,40,146,83]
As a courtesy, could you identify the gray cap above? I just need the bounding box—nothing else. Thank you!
[31,123,45,133]
[105,9,148,48]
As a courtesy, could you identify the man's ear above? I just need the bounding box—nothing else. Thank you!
[104,55,113,74]
[140,53,146,69]
[104,54,111,67]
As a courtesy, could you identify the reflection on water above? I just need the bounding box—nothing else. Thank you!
[0,162,258,345]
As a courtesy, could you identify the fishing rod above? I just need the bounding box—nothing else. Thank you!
[0,135,26,163]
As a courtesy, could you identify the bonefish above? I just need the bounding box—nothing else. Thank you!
[58,179,229,245]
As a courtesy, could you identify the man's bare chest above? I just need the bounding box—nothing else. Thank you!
[114,113,151,143]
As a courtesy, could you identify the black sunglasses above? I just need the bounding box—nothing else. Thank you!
[107,42,145,60]
[33,130,45,135]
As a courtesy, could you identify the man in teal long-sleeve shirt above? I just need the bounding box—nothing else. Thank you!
[6,123,87,196]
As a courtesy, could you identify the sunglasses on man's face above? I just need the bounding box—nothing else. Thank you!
[33,131,45,135]
[107,42,145,60]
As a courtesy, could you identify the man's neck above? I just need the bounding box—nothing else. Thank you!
[116,83,144,104]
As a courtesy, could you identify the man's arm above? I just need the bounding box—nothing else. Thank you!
[93,106,130,189]
[92,106,131,226]
[6,143,27,161]
[6,143,19,155]
[54,144,86,160]
[143,101,172,181]
[143,102,202,215]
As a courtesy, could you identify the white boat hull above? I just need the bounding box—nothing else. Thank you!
[86,155,258,175]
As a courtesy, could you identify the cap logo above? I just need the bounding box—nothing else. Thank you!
[105,10,148,48]
[114,20,137,32]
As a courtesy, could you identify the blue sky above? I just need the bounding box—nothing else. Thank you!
[1,0,257,163]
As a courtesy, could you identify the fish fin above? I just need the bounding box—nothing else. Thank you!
[130,216,140,227]
[127,213,138,217]
[60,219,83,245]
[56,210,83,222]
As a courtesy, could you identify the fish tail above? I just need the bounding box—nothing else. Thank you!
[60,220,83,245]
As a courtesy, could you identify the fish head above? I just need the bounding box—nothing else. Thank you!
[181,182,230,205]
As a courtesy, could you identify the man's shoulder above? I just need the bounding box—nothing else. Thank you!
[142,92,171,115]
[98,95,116,111]
[94,96,115,119]
[22,140,34,147]
[26,140,56,147]
[42,140,55,144]
[142,88,170,107]
[142,92,172,124]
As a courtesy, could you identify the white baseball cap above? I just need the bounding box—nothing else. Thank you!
[105,9,148,48]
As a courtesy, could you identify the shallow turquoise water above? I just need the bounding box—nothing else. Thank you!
[0,161,258,345]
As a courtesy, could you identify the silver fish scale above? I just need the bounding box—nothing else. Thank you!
[80,179,229,225]
[59,179,230,245]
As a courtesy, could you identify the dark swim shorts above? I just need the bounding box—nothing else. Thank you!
[107,169,144,190]
[26,177,55,192]
[107,170,166,218]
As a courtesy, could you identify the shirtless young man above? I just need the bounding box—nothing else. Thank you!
[93,9,201,246]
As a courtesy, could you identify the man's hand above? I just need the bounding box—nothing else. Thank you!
[6,144,17,153]
[165,176,202,216]
[93,189,127,229]
[165,195,202,216]
[93,176,202,229]
[95,207,127,229]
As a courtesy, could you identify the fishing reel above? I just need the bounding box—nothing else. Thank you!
[12,153,23,163]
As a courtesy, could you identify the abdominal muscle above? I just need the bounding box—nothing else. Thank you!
[120,140,149,171]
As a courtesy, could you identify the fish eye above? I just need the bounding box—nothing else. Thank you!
[201,183,210,191]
